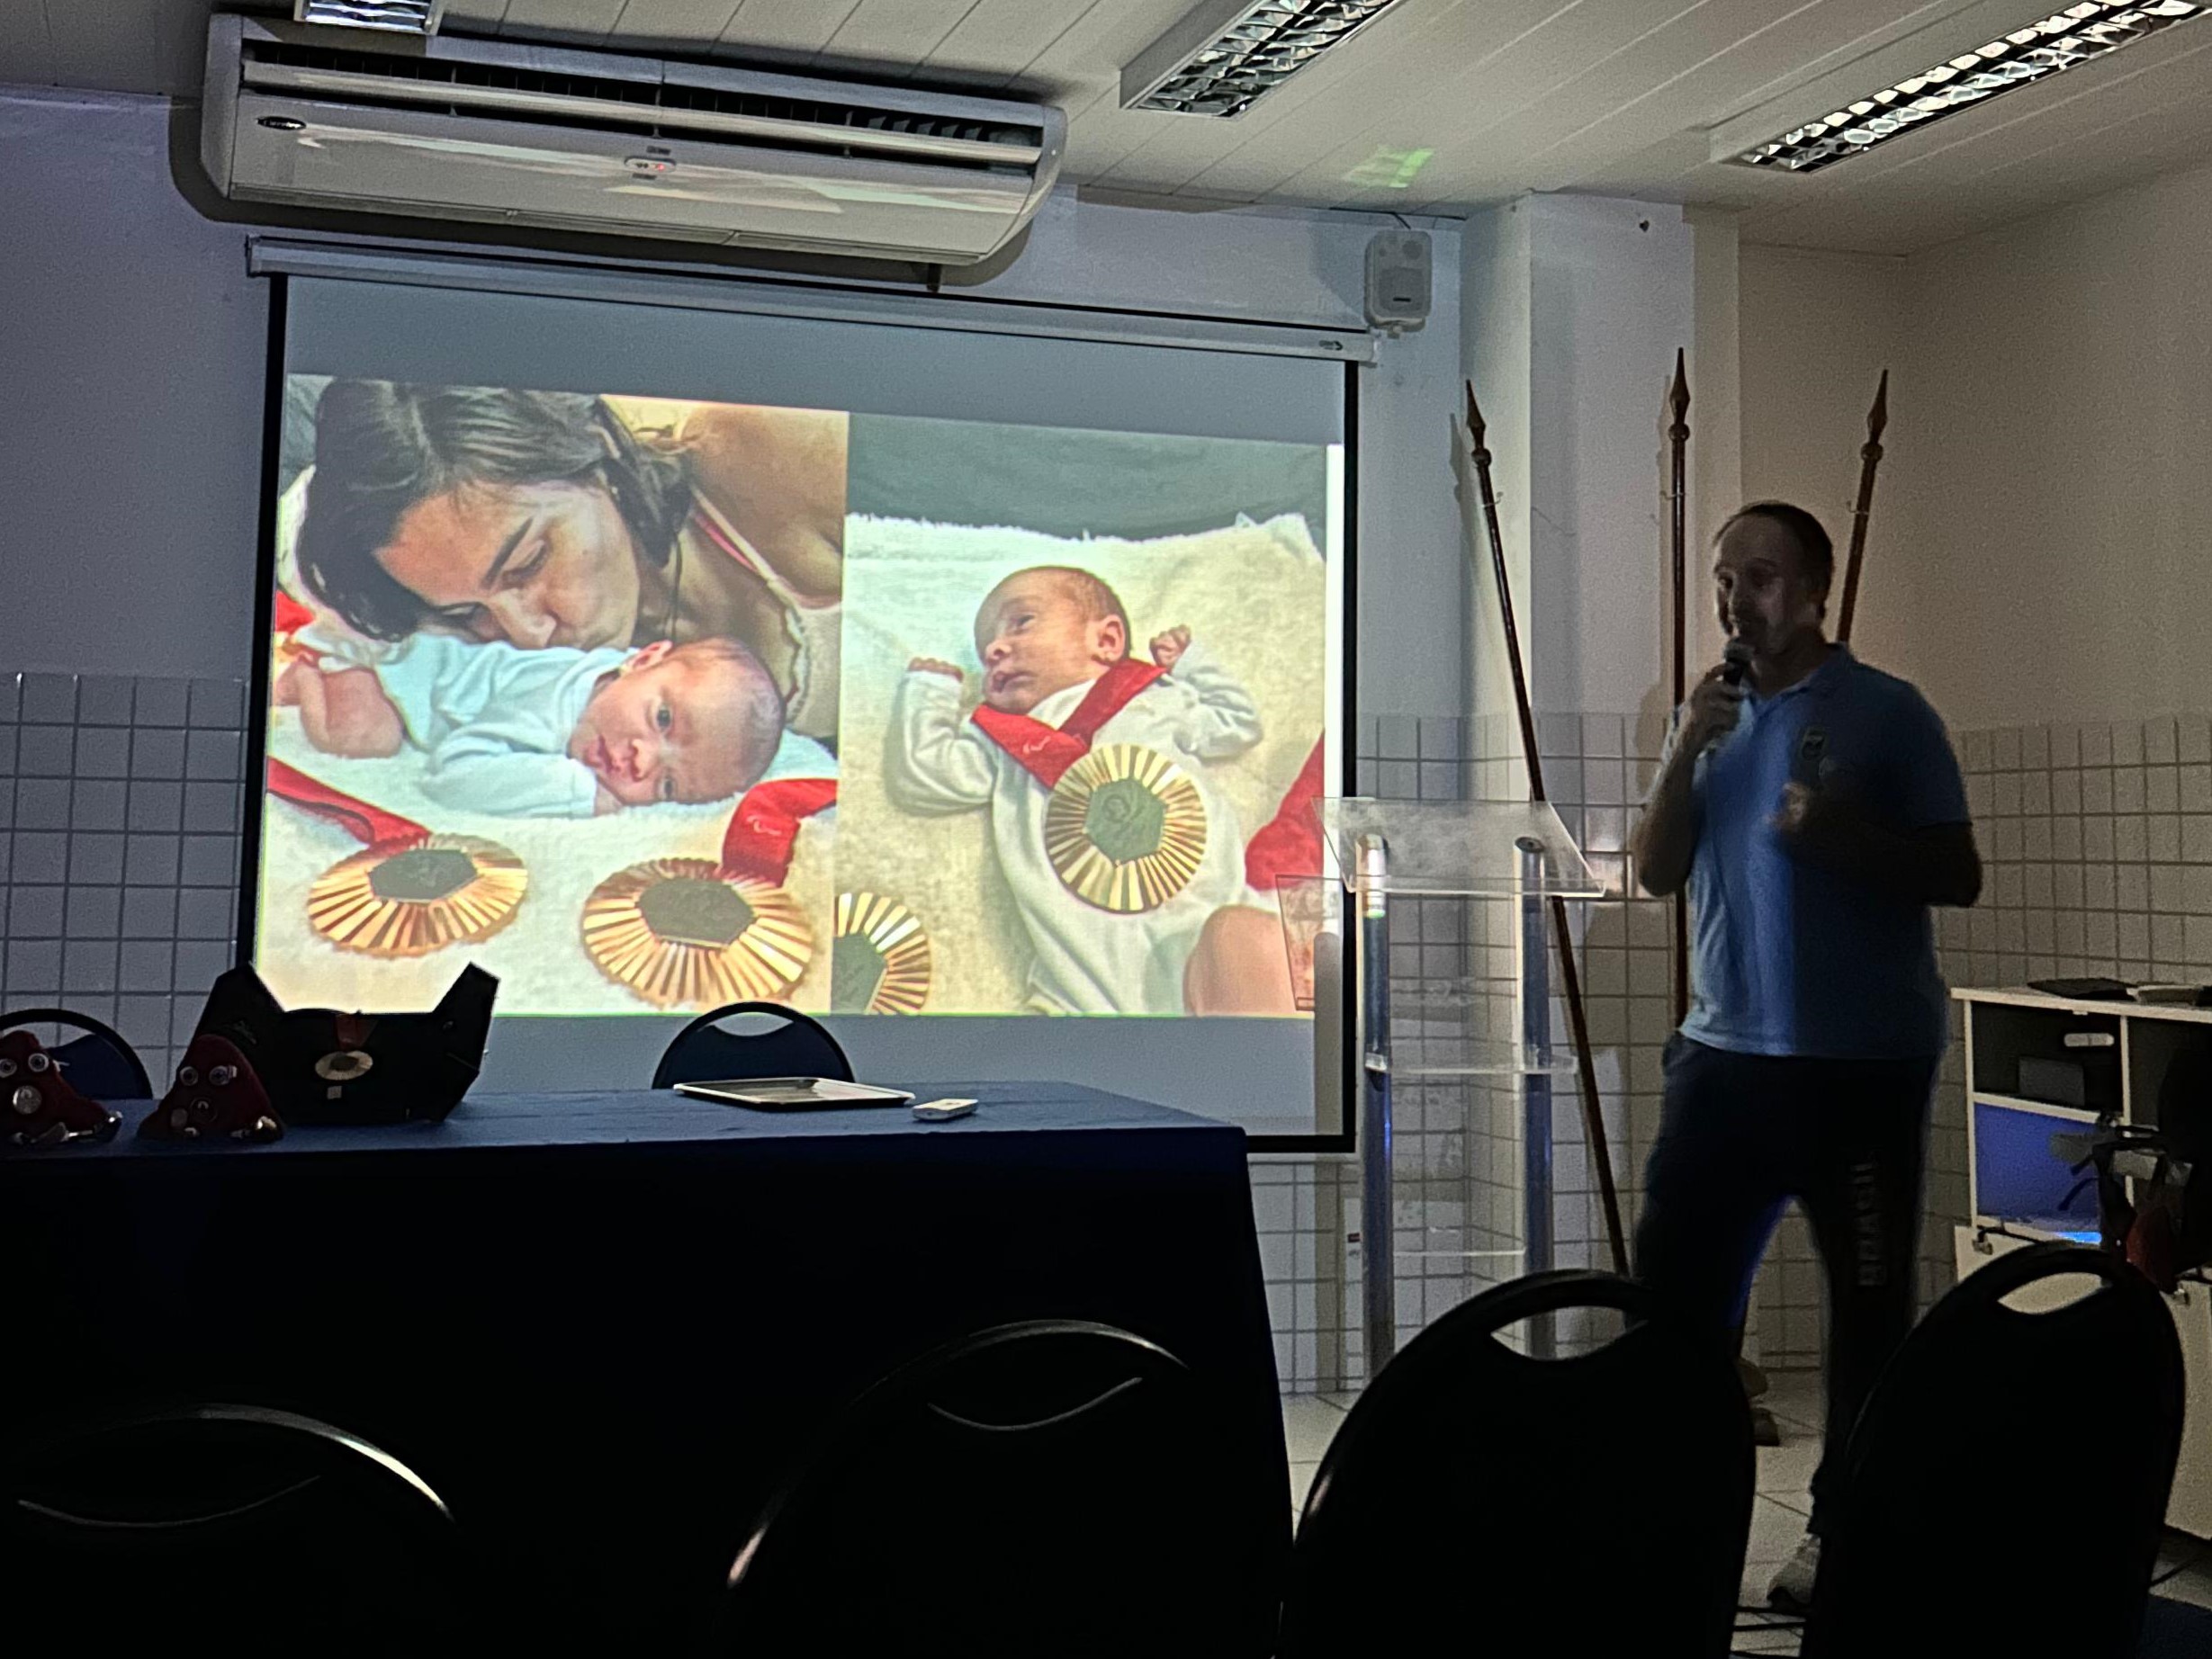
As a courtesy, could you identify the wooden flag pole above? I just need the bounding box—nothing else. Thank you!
[1666,350,1692,1025]
[1835,369,1889,645]
[1464,383,1630,1277]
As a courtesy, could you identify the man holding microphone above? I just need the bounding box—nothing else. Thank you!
[1630,501,1981,1609]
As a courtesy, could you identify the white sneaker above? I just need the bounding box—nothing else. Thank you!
[1767,1532,1821,1611]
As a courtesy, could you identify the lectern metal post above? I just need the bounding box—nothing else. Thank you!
[1517,836,1555,1358]
[1356,832,1395,1377]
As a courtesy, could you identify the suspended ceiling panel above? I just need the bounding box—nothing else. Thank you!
[4,0,2212,253]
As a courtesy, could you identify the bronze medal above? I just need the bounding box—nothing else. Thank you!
[306,836,527,957]
[832,892,931,1015]
[1042,743,1209,914]
[581,857,814,1009]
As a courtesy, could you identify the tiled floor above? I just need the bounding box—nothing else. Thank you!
[1281,1372,2212,1654]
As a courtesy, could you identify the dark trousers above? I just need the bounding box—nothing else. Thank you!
[1633,1036,1936,1531]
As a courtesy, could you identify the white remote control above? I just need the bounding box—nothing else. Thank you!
[912,1098,978,1122]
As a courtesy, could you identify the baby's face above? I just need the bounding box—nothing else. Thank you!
[974,572,1122,715]
[570,648,766,806]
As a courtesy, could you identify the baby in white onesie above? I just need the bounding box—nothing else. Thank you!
[278,632,785,818]
[886,564,1288,1016]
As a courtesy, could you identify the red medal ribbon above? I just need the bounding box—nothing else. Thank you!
[272,590,317,639]
[968,659,1166,788]
[719,777,838,885]
[1243,736,1327,892]
[266,758,428,851]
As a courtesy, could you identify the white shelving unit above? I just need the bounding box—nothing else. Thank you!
[1954,987,2212,1537]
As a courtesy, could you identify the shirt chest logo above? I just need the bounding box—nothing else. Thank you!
[1796,725,1838,787]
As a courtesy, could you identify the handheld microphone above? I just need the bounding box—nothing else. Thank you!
[1693,640,1755,758]
[1721,639,1754,687]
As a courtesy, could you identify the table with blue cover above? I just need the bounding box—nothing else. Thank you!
[4,1081,1286,1648]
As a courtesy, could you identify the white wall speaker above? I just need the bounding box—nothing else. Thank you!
[1363,229,1431,334]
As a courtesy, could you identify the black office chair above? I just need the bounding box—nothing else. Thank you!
[715,1320,1286,1658]
[0,1403,477,1657]
[1805,1242,2184,1659]
[652,1001,853,1089]
[1279,1270,1753,1659]
[0,1007,152,1099]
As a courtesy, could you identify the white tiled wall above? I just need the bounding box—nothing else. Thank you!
[1945,714,2212,988]
[0,670,248,1088]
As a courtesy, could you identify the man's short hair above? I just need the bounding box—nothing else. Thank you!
[1718,501,1835,595]
[1716,499,1840,596]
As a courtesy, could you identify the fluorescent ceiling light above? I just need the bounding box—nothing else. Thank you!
[294,0,447,33]
[1121,0,1408,119]
[1731,1,2204,173]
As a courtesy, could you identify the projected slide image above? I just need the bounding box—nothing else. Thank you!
[840,416,1330,1018]
[255,378,1336,1019]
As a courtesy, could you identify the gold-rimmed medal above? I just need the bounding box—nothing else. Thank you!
[306,836,528,958]
[580,857,814,1009]
[1041,743,1209,914]
[832,892,931,1015]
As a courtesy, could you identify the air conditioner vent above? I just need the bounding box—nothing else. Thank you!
[242,36,1044,163]
[654,82,1034,151]
[251,37,662,103]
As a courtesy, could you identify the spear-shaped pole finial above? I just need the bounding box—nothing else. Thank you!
[1836,368,1890,645]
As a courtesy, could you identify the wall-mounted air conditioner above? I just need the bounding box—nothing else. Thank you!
[201,15,1066,265]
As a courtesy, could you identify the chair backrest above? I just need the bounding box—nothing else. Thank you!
[1806,1242,2183,1659]
[1279,1270,1753,1659]
[652,1001,854,1089]
[716,1320,1286,1659]
[0,1006,151,1099]
[2141,1595,2212,1656]
[1,1403,474,1657]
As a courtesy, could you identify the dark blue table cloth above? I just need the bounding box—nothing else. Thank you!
[4,1081,1285,1649]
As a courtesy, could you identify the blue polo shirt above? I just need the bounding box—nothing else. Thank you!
[1663,646,1968,1060]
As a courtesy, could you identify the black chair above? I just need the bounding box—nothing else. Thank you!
[0,1006,152,1099]
[652,1000,853,1089]
[0,1403,477,1657]
[2141,1594,2212,1655]
[1806,1242,2184,1659]
[714,1320,1287,1658]
[1279,1270,1753,1659]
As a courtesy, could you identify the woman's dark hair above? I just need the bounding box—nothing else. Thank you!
[1716,500,1834,595]
[295,382,694,641]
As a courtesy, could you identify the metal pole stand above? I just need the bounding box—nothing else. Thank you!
[1516,836,1555,1358]
[1356,833,1395,1378]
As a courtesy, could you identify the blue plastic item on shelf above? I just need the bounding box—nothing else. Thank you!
[1974,1098,2101,1233]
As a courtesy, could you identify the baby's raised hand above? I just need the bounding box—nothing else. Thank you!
[1151,626,1192,671]
[909,657,965,682]
[289,664,404,758]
